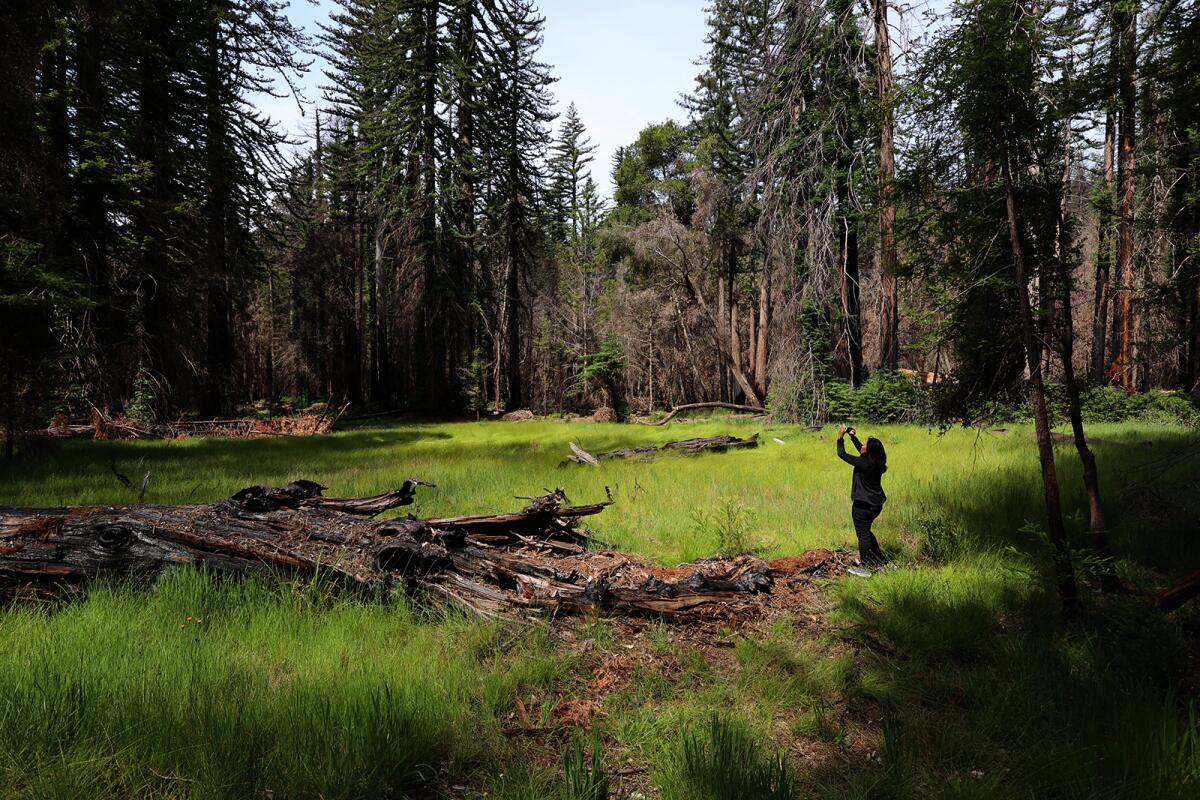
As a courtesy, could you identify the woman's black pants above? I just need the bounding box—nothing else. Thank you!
[852,502,885,565]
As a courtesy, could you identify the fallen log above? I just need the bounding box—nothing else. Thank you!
[661,434,760,454]
[1155,569,1200,613]
[0,481,838,621]
[564,434,759,465]
[639,402,766,427]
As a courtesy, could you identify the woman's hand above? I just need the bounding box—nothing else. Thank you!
[838,424,848,437]
[847,427,857,437]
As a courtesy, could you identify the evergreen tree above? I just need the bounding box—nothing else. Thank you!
[547,102,597,244]
[481,0,555,409]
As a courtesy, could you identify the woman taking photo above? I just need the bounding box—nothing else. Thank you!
[836,425,887,573]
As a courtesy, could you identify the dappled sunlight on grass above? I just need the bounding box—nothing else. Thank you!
[1,420,1198,798]
[4,420,1196,570]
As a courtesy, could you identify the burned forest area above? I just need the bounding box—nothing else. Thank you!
[1,0,1199,799]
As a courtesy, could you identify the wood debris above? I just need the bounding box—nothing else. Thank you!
[0,481,843,622]
[564,434,759,465]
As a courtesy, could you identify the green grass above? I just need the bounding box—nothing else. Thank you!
[5,420,1197,567]
[1,419,1198,798]
[0,569,569,799]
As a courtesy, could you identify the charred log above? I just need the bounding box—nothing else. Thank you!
[1,481,834,620]
[564,434,759,465]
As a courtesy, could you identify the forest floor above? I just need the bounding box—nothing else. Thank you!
[0,419,1198,799]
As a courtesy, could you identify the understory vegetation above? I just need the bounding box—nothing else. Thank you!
[1,420,1197,799]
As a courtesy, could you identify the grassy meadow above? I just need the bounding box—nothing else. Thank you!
[0,419,1198,798]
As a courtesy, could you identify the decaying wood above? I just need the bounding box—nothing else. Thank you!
[639,402,766,427]
[8,406,353,442]
[565,434,759,465]
[661,434,759,454]
[0,481,839,621]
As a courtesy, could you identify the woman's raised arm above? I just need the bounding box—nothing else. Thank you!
[837,433,868,467]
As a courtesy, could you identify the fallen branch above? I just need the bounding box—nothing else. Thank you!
[1155,569,1200,613]
[639,402,766,427]
[0,481,837,621]
[564,434,759,465]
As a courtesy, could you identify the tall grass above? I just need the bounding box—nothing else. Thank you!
[0,569,566,799]
[830,555,1200,800]
[658,714,795,800]
[1,420,1197,798]
[4,420,1196,569]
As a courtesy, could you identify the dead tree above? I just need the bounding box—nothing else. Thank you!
[564,434,759,465]
[1,480,835,621]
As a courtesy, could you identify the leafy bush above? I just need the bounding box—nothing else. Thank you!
[824,379,853,421]
[1079,385,1149,423]
[660,714,794,800]
[1080,386,1200,426]
[821,370,928,424]
[123,367,158,426]
[853,370,923,422]
[1145,391,1200,426]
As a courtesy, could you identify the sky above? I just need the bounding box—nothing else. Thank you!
[262,0,711,198]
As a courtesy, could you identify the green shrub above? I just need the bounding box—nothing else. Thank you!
[660,714,794,800]
[825,379,854,421]
[1080,386,1200,426]
[1080,385,1139,423]
[1144,391,1200,426]
[855,370,921,422]
[123,367,158,426]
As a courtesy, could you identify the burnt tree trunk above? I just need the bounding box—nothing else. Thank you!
[874,0,899,371]
[1112,4,1137,390]
[1091,107,1116,381]
[837,175,864,388]
[1,482,820,621]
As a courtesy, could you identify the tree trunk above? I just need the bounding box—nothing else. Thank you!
[3,361,13,462]
[1156,570,1200,613]
[1188,258,1200,396]
[717,270,729,401]
[682,272,763,408]
[838,184,864,387]
[77,0,109,389]
[1112,4,1137,391]
[998,123,1079,613]
[874,0,899,371]
[1091,109,1115,381]
[202,21,233,419]
[754,268,770,400]
[1054,170,1120,591]
[505,242,523,410]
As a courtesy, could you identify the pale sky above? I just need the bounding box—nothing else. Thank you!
[261,0,711,198]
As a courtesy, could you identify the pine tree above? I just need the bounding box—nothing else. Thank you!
[482,0,555,409]
[546,102,597,244]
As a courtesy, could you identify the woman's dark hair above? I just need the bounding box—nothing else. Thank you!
[866,437,887,469]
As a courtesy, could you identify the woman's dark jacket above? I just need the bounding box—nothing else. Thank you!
[837,433,887,507]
